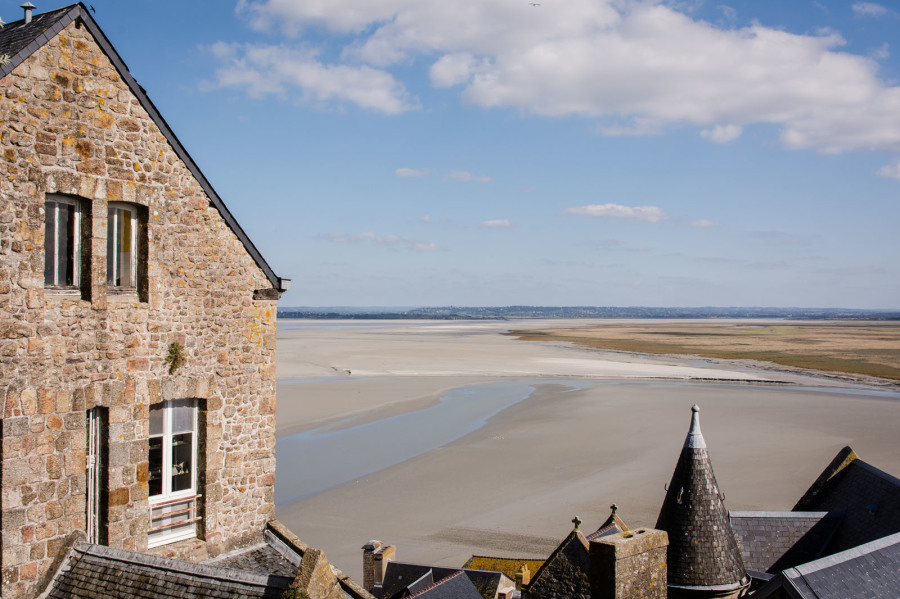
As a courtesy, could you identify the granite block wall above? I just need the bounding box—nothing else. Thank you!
[1,19,279,598]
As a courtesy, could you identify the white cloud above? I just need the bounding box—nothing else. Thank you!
[324,231,400,244]
[852,2,888,17]
[688,219,719,228]
[412,241,437,251]
[562,204,666,222]
[207,42,417,114]
[444,171,492,183]
[700,124,742,144]
[480,219,513,228]
[396,167,428,177]
[420,215,431,223]
[876,161,900,179]
[233,0,900,155]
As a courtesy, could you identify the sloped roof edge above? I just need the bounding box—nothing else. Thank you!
[1,3,288,293]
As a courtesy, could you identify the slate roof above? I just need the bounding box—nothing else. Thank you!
[45,542,293,598]
[204,528,301,578]
[730,510,843,579]
[0,5,72,62]
[752,531,900,599]
[408,570,483,599]
[655,405,748,592]
[794,447,900,555]
[0,3,287,293]
[376,562,507,599]
[524,528,591,598]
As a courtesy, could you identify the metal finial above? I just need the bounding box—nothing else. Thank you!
[610,503,618,515]
[572,516,582,530]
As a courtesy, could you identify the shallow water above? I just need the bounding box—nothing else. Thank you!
[274,377,900,507]
[274,380,540,505]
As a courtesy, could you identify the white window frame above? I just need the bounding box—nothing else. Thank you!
[107,202,139,289]
[148,399,200,548]
[44,196,82,287]
[86,408,104,544]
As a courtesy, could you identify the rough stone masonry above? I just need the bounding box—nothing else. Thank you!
[1,14,281,599]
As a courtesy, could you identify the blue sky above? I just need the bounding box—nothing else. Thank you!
[8,1,900,308]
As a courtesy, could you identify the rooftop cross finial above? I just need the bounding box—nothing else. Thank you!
[610,503,618,515]
[572,516,582,530]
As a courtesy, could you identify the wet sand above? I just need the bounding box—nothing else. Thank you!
[274,320,900,582]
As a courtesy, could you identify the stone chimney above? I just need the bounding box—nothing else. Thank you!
[590,528,668,599]
[515,563,532,589]
[21,2,35,24]
[362,540,396,591]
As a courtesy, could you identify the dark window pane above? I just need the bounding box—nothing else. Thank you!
[149,436,163,497]
[171,433,193,493]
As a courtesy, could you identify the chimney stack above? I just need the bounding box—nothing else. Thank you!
[362,540,395,591]
[21,2,36,25]
[590,528,668,599]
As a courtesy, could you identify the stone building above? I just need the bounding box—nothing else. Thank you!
[0,4,298,597]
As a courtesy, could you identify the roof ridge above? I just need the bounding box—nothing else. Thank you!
[408,569,465,598]
[788,530,900,577]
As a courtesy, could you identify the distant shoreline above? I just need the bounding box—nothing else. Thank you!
[277,306,900,321]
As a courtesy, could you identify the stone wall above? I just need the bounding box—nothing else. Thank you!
[590,528,668,599]
[524,531,592,599]
[1,19,279,598]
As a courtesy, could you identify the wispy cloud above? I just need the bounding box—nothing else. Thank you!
[396,167,428,178]
[688,219,719,228]
[325,231,400,244]
[700,124,742,144]
[205,42,417,114]
[562,204,667,223]
[444,170,492,183]
[480,219,513,228]
[876,160,900,179]
[324,231,437,251]
[852,2,889,17]
[420,215,432,223]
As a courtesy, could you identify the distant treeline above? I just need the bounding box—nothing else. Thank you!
[278,306,900,320]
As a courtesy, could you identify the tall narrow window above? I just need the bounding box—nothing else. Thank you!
[44,196,82,287]
[85,407,107,544]
[107,203,138,289]
[148,399,199,547]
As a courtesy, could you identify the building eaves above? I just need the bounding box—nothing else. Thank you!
[0,3,288,293]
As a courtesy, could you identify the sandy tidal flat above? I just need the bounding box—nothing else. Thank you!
[274,320,900,582]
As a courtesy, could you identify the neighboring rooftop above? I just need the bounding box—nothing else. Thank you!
[45,543,293,599]
[794,448,900,555]
[730,511,842,575]
[752,531,900,599]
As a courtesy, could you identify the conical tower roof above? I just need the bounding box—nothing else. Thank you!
[655,405,748,594]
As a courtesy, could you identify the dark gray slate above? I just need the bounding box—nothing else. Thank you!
[753,531,900,599]
[655,406,748,591]
[795,455,900,555]
[730,511,842,573]
[46,543,292,599]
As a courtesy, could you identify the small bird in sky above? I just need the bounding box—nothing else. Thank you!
[530,2,541,5]
[90,5,96,13]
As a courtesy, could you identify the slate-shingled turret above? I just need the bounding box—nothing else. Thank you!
[655,406,749,598]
